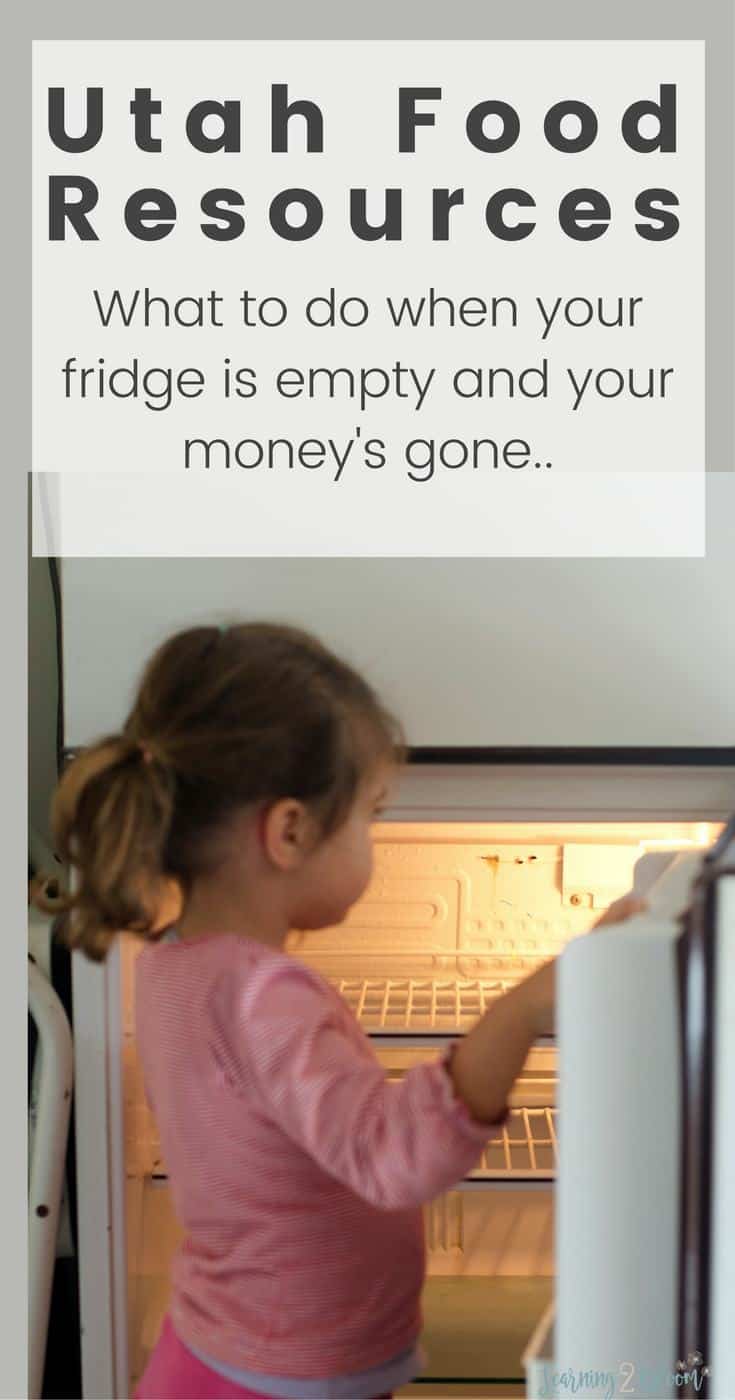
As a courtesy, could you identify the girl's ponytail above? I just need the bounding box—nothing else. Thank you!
[38,621,403,962]
[46,735,176,962]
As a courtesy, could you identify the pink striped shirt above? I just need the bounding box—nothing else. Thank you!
[135,934,501,1379]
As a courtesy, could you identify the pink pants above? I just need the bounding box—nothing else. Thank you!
[135,1316,393,1399]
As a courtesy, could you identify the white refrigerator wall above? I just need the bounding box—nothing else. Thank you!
[61,476,735,748]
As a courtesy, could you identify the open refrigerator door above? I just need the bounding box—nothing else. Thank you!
[534,823,735,1400]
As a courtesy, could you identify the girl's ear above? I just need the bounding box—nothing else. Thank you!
[261,798,318,871]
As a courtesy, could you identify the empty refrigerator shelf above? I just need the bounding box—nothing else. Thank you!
[470,1108,557,1180]
[145,1107,558,1188]
[386,1071,556,1182]
[334,976,518,1031]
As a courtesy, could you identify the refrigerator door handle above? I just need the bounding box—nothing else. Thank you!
[676,828,735,1400]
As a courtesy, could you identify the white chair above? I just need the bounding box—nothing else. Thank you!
[28,924,73,1400]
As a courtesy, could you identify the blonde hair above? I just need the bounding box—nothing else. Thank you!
[45,623,403,961]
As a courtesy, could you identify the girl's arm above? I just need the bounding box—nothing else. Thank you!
[447,958,553,1125]
[238,967,497,1210]
[448,892,645,1122]
[234,895,644,1212]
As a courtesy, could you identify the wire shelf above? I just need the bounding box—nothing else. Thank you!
[383,1065,557,1182]
[141,1105,558,1187]
[470,1106,558,1180]
[334,976,515,1031]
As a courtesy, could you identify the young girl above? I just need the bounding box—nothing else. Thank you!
[50,622,642,1400]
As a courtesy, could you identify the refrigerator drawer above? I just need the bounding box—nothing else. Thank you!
[523,1300,555,1399]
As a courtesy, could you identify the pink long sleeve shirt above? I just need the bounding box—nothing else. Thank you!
[135,933,503,1379]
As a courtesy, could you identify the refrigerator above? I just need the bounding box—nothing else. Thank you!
[56,544,735,1398]
[525,820,735,1400]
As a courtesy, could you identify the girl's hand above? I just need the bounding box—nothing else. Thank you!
[522,896,647,1039]
[524,895,647,1040]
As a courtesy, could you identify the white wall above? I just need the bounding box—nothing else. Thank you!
[61,476,735,751]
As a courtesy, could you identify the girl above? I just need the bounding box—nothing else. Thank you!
[49,623,642,1400]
